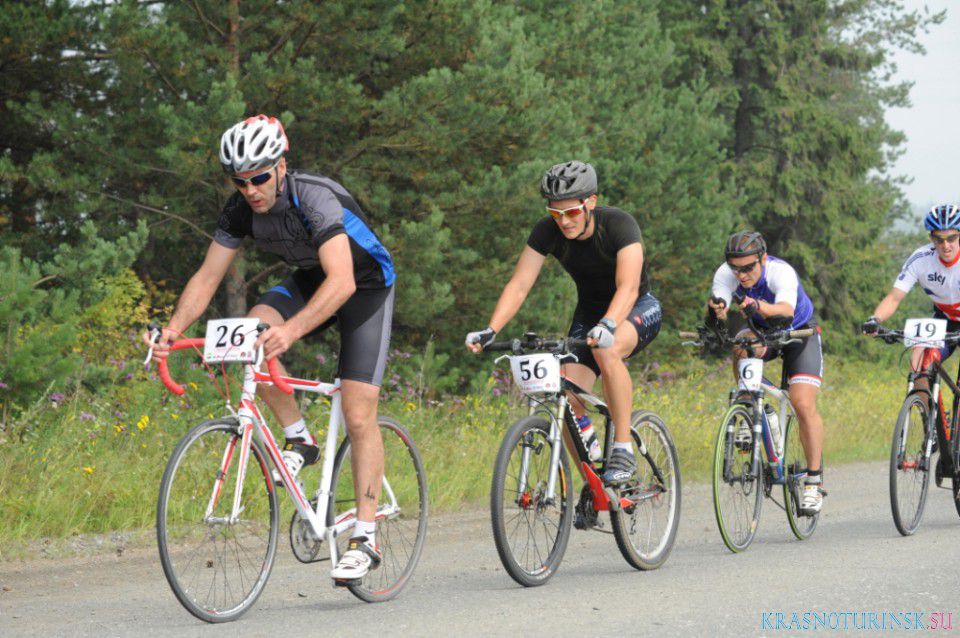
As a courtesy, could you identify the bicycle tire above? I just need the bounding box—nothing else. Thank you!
[491,415,573,587]
[783,412,819,540]
[712,403,763,552]
[329,416,428,603]
[610,410,681,570]
[157,417,279,623]
[889,393,931,536]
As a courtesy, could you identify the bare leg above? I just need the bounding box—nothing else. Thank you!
[593,323,640,443]
[789,382,823,473]
[340,379,384,523]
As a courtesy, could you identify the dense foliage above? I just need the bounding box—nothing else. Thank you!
[0,0,944,417]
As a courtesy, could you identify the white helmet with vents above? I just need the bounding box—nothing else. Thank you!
[219,114,289,173]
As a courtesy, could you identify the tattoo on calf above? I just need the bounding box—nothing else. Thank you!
[364,485,376,501]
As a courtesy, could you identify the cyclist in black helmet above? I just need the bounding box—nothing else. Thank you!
[466,161,661,487]
[706,230,825,514]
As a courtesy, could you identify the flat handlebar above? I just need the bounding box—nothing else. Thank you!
[483,335,589,355]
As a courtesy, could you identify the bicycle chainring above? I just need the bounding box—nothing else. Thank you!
[289,498,327,563]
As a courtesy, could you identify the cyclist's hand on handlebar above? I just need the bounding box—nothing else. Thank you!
[255,324,298,360]
[142,326,177,362]
[465,327,496,353]
[861,316,880,335]
[738,295,759,316]
[707,295,728,322]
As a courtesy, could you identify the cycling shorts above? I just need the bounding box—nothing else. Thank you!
[567,292,662,376]
[257,269,393,386]
[736,323,823,388]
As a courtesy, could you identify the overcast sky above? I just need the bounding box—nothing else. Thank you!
[886,0,959,210]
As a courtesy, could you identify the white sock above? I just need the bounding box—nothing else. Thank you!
[353,519,377,547]
[283,419,311,442]
[613,441,634,454]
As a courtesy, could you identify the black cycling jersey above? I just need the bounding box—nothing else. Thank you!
[526,206,650,307]
[214,170,395,290]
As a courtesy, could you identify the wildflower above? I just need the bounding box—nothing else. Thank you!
[0,380,8,390]
[124,373,134,382]
[49,392,66,403]
[188,382,198,390]
[79,412,95,421]
[171,413,179,420]
[405,402,417,412]
[114,424,125,434]
[82,466,95,475]
[316,353,327,365]
[136,415,149,431]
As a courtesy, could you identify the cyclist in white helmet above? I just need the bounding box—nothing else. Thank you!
[145,114,396,582]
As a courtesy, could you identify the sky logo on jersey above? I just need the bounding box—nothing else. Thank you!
[928,272,946,286]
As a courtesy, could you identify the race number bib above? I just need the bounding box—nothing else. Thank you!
[903,318,947,348]
[510,354,561,394]
[738,358,763,392]
[203,318,260,364]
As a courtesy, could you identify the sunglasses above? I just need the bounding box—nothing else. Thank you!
[727,259,762,275]
[230,162,278,189]
[930,233,960,245]
[546,202,587,220]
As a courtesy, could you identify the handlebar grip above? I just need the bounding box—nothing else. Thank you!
[484,341,517,352]
[267,358,294,394]
[788,328,815,339]
[678,331,700,339]
[157,358,186,396]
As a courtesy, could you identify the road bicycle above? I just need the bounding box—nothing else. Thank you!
[147,321,427,622]
[866,320,960,535]
[481,333,680,587]
[679,322,821,552]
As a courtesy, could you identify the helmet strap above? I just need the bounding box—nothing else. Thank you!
[575,206,594,240]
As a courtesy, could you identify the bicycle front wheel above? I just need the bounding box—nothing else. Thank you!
[712,404,763,552]
[491,415,573,587]
[610,410,681,570]
[783,413,819,540]
[157,417,279,623]
[329,416,428,603]
[890,393,931,536]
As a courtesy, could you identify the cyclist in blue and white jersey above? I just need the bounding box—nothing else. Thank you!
[863,204,960,374]
[707,231,825,514]
[144,115,392,581]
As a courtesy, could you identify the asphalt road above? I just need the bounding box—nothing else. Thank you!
[1,461,958,637]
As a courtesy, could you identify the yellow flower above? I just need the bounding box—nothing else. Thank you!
[208,413,215,419]
[136,415,149,431]
[114,424,125,434]
[171,413,179,420]
[188,382,199,390]
[405,402,417,412]
[82,466,95,475]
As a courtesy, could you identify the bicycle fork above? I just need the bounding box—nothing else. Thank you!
[516,397,567,506]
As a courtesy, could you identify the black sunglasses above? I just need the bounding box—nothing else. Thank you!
[728,259,762,275]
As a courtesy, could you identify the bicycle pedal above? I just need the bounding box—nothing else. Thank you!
[333,576,363,587]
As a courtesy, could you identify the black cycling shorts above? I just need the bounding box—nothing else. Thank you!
[567,292,662,376]
[737,323,823,387]
[256,269,393,386]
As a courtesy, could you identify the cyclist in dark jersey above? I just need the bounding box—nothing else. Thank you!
[466,161,662,486]
[144,114,391,580]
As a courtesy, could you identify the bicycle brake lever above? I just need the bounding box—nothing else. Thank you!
[143,327,161,368]
[494,354,510,364]
[254,343,265,368]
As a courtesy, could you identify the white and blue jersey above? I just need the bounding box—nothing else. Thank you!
[215,170,395,290]
[711,256,814,329]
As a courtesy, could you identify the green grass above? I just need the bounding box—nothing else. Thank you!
[0,354,911,556]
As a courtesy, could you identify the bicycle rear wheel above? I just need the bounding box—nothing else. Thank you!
[712,404,763,552]
[157,417,279,623]
[329,416,428,602]
[610,410,681,570]
[491,415,573,587]
[783,413,819,540]
[890,393,931,536]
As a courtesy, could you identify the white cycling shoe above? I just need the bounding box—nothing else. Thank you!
[331,536,381,583]
[800,484,823,515]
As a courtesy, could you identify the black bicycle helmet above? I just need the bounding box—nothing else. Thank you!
[725,231,767,259]
[540,161,598,200]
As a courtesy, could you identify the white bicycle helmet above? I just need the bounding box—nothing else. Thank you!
[219,114,289,173]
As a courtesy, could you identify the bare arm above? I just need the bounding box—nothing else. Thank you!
[755,299,795,320]
[871,288,907,322]
[167,241,238,333]
[258,234,357,359]
[601,243,643,324]
[487,247,547,333]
